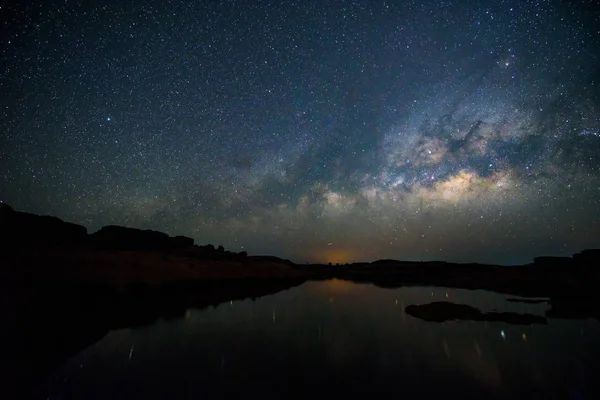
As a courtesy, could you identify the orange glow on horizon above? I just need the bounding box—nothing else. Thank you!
[317,249,354,264]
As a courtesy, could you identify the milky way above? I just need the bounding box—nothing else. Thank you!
[1,0,599,264]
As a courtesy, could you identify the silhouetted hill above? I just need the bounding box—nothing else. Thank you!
[91,225,181,251]
[574,249,600,263]
[91,226,216,255]
[248,255,296,267]
[1,203,87,248]
[371,259,448,266]
[0,203,250,261]
[0,204,305,288]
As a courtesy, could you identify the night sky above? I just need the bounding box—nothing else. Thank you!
[1,0,599,264]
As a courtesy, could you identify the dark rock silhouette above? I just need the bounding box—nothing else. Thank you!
[248,255,296,267]
[1,203,87,248]
[573,249,600,264]
[405,302,547,325]
[0,203,256,265]
[173,235,194,248]
[90,226,195,252]
[533,256,573,268]
[91,225,172,251]
[1,203,306,302]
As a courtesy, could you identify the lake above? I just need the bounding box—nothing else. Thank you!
[37,280,600,399]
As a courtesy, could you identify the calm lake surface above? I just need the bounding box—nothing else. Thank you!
[41,280,600,399]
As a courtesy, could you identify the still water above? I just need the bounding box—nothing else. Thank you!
[43,280,599,399]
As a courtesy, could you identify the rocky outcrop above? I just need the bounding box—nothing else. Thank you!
[91,225,171,251]
[0,203,87,248]
[533,256,573,267]
[405,302,547,325]
[573,249,600,265]
[90,226,197,252]
[172,235,194,248]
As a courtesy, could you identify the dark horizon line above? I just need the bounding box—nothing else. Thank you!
[1,201,597,268]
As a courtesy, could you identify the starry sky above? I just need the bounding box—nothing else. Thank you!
[1,0,599,265]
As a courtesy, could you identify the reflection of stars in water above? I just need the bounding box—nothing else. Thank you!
[474,340,482,357]
[500,330,506,340]
[129,345,134,360]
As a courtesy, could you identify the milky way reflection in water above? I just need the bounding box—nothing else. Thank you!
[43,280,599,399]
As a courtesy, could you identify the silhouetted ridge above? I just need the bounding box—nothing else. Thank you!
[1,203,87,248]
[533,256,574,269]
[91,225,192,251]
[173,235,194,248]
[248,255,296,267]
[0,203,251,260]
[573,249,600,264]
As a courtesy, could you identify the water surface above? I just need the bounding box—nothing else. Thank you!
[42,280,600,399]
